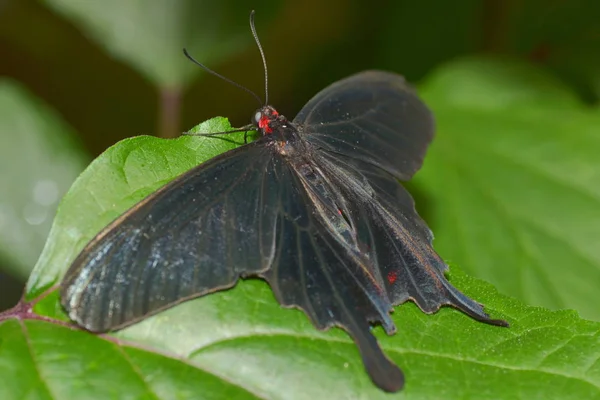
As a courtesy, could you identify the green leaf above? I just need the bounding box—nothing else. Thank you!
[3,268,600,399]
[40,0,280,88]
[0,79,87,280]
[3,112,598,398]
[414,57,600,320]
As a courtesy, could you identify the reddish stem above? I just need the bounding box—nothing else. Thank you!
[158,86,182,138]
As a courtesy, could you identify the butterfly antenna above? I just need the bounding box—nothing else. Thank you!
[249,10,269,106]
[182,48,263,106]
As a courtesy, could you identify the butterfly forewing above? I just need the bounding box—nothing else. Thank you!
[294,71,435,181]
[61,143,281,331]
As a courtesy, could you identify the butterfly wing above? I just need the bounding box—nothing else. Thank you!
[62,136,405,390]
[258,156,406,392]
[318,153,507,325]
[293,69,505,326]
[61,142,282,332]
[293,70,435,181]
[266,152,507,391]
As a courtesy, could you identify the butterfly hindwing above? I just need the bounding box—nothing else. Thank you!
[314,152,507,325]
[258,156,405,392]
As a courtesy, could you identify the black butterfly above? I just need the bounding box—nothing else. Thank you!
[60,12,507,393]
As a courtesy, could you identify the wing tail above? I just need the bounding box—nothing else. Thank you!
[344,316,404,392]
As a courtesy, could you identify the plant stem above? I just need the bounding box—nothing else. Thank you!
[158,86,181,138]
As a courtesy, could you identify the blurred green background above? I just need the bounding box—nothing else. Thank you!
[0,0,599,316]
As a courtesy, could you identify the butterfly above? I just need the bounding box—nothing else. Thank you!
[60,11,507,393]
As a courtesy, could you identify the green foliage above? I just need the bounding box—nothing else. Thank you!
[0,1,599,397]
[2,274,600,399]
[41,0,280,89]
[0,80,87,279]
[415,58,600,320]
[375,0,600,101]
[1,97,598,397]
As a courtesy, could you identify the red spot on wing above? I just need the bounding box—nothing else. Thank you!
[387,271,397,285]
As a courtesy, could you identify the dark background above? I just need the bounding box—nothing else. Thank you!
[1,0,598,311]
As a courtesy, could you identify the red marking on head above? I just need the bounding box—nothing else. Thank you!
[258,115,273,134]
[337,208,343,215]
[387,271,397,285]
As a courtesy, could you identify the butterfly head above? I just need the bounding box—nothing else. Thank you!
[253,105,287,135]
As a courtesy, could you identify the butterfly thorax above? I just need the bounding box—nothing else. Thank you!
[254,105,306,157]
